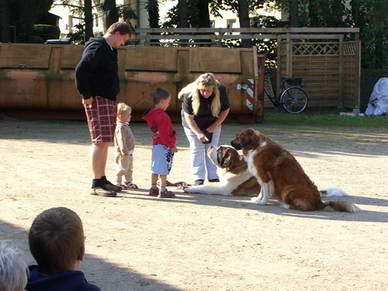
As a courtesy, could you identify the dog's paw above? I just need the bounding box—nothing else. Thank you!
[183,187,197,193]
[251,196,268,205]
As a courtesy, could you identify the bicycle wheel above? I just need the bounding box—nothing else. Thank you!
[280,86,308,114]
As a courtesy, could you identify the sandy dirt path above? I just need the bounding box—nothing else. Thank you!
[1,117,388,291]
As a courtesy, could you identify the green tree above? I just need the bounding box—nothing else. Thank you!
[102,0,118,28]
[0,0,10,42]
[146,0,159,28]
[288,0,298,27]
[56,0,93,41]
[1,0,54,42]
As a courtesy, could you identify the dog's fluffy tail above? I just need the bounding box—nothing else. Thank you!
[320,187,348,198]
[322,201,360,213]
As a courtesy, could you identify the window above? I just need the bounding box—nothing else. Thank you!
[226,19,236,29]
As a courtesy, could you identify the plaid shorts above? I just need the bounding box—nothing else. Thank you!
[84,96,116,144]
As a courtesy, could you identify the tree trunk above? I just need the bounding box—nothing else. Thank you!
[103,0,118,30]
[308,0,319,26]
[238,0,251,47]
[350,0,360,27]
[196,0,211,27]
[17,0,34,42]
[373,0,386,69]
[147,0,159,28]
[177,0,189,28]
[0,0,10,42]
[289,0,299,27]
[84,0,94,40]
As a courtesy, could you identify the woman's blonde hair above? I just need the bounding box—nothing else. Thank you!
[178,73,221,117]
[117,102,132,115]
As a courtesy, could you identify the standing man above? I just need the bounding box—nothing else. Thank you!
[75,22,135,197]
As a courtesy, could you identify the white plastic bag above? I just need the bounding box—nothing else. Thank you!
[365,77,388,116]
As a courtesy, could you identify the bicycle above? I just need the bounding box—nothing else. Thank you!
[264,73,309,114]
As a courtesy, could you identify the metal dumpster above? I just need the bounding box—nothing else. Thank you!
[0,43,264,122]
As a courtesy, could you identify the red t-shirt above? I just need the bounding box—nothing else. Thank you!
[143,108,176,149]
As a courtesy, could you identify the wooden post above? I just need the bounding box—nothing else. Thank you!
[276,35,282,95]
[338,35,344,109]
[286,32,293,77]
[176,48,190,112]
[144,32,150,46]
[47,46,63,108]
[48,46,62,74]
[353,40,361,113]
[255,52,265,122]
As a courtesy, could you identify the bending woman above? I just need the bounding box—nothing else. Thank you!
[179,73,230,185]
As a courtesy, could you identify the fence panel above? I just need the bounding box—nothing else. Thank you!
[277,40,360,110]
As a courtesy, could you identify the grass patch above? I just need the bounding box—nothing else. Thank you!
[262,109,387,128]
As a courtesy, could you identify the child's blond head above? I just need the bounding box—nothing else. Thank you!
[117,103,132,116]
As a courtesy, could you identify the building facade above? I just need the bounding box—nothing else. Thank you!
[50,0,149,38]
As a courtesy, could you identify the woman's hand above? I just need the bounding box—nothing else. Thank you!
[171,146,178,153]
[82,97,93,105]
[206,123,219,133]
[197,132,209,143]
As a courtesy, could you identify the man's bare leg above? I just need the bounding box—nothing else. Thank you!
[90,142,121,196]
[91,142,109,179]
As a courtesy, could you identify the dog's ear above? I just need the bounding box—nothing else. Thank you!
[239,129,254,148]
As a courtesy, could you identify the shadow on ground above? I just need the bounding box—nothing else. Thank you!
[115,188,388,224]
[1,119,388,158]
[0,220,183,291]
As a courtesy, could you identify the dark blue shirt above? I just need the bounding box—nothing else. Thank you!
[26,265,101,291]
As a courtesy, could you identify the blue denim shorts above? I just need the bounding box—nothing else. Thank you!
[151,144,174,175]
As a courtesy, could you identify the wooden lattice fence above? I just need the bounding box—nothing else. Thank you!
[136,27,361,112]
[276,40,361,111]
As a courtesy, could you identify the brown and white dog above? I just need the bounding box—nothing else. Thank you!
[231,128,359,212]
[184,145,261,196]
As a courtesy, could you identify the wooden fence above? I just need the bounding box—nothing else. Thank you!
[276,40,361,111]
[136,27,361,111]
[0,27,361,121]
[135,27,359,46]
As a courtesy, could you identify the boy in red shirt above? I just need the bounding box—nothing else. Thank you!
[143,88,177,198]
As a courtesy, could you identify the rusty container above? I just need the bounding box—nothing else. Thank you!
[0,43,264,122]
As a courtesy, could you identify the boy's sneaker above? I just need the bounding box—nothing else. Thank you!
[149,186,159,196]
[159,189,175,198]
[91,178,121,197]
[209,178,220,183]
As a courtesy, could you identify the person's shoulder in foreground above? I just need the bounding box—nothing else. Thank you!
[27,266,100,291]
[26,207,101,291]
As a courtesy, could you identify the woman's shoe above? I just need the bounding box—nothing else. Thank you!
[194,179,204,185]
